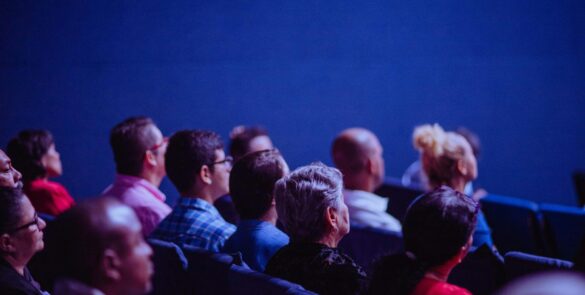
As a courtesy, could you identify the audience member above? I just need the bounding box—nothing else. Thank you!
[265,163,367,295]
[46,197,153,295]
[216,125,274,224]
[102,117,171,236]
[7,130,75,216]
[412,123,493,248]
[0,149,23,189]
[150,130,235,252]
[368,186,477,295]
[331,127,401,231]
[496,272,585,295]
[0,188,47,295]
[223,149,290,271]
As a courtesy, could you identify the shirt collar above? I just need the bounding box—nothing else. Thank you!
[114,174,166,202]
[177,197,219,214]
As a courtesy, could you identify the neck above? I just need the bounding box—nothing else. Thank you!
[182,187,216,204]
[316,232,340,248]
[138,170,162,187]
[258,207,278,225]
[2,255,25,276]
[424,264,453,282]
[343,173,377,193]
[448,178,467,193]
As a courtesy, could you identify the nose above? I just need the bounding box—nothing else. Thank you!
[38,217,47,231]
[13,167,22,182]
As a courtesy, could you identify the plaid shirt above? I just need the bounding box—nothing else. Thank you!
[150,197,236,252]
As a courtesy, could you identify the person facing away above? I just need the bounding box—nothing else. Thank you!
[102,116,171,236]
[215,125,275,225]
[0,149,24,189]
[150,130,236,252]
[7,130,75,216]
[265,163,367,295]
[222,149,290,271]
[412,123,493,248]
[368,186,478,295]
[0,187,48,295]
[45,197,153,295]
[331,127,401,232]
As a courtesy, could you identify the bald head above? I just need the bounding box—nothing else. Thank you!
[331,128,385,191]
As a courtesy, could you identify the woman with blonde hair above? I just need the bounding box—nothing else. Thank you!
[412,123,493,248]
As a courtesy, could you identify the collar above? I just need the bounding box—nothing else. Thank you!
[177,197,219,214]
[114,174,166,202]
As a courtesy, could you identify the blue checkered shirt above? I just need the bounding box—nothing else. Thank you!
[150,197,236,252]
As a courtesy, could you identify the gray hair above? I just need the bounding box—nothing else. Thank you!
[274,162,344,243]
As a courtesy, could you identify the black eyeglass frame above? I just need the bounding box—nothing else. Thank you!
[207,155,234,167]
[8,212,40,233]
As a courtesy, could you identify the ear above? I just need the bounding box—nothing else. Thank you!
[101,248,122,281]
[199,165,213,185]
[325,207,339,231]
[365,156,376,175]
[457,159,468,176]
[144,150,157,168]
[0,234,14,253]
[456,236,473,263]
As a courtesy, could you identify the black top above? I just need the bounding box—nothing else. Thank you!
[0,257,44,295]
[265,242,367,295]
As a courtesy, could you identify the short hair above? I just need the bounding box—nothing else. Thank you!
[165,130,223,193]
[229,126,269,161]
[109,116,159,176]
[229,149,286,220]
[44,197,132,284]
[6,129,54,181]
[368,186,478,295]
[0,188,25,234]
[274,162,343,243]
[412,124,471,189]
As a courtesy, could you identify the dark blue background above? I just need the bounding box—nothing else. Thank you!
[1,1,584,206]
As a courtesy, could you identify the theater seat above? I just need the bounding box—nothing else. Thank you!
[449,244,505,295]
[375,177,424,223]
[227,264,316,295]
[147,239,189,295]
[540,203,585,260]
[504,251,573,282]
[338,223,403,273]
[480,194,545,255]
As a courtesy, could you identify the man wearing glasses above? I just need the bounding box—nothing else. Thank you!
[102,116,171,237]
[150,130,235,252]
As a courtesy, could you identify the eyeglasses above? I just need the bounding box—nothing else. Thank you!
[9,212,40,233]
[148,137,169,152]
[207,156,233,168]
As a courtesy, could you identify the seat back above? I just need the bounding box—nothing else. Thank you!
[449,245,505,295]
[504,251,573,282]
[480,194,544,255]
[375,178,424,223]
[573,171,585,207]
[227,264,317,295]
[338,223,403,273]
[147,239,189,295]
[540,203,585,260]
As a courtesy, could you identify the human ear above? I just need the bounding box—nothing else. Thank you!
[144,150,157,167]
[325,207,338,231]
[457,159,468,176]
[101,249,122,281]
[0,234,14,252]
[199,165,212,185]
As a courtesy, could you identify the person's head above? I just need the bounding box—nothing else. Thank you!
[109,117,167,183]
[413,124,477,190]
[368,186,478,295]
[274,163,349,246]
[0,149,23,189]
[229,126,273,162]
[6,129,62,181]
[47,197,153,295]
[165,130,231,200]
[331,127,385,191]
[0,188,46,268]
[229,149,289,221]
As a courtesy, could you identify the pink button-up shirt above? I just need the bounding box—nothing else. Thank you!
[102,174,172,236]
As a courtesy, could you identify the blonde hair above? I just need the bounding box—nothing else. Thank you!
[412,124,469,189]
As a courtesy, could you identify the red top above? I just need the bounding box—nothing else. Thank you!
[24,179,75,216]
[412,277,472,295]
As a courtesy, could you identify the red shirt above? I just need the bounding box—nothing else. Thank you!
[412,277,472,295]
[24,179,75,216]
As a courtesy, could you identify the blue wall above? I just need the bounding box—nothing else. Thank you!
[1,1,584,206]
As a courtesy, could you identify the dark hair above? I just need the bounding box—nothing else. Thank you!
[229,126,269,161]
[368,186,478,295]
[6,129,54,181]
[43,197,132,285]
[165,130,223,193]
[0,188,25,234]
[229,149,286,219]
[109,116,159,176]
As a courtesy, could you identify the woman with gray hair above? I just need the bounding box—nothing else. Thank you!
[265,163,366,295]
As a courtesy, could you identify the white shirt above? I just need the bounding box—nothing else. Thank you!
[343,189,402,232]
